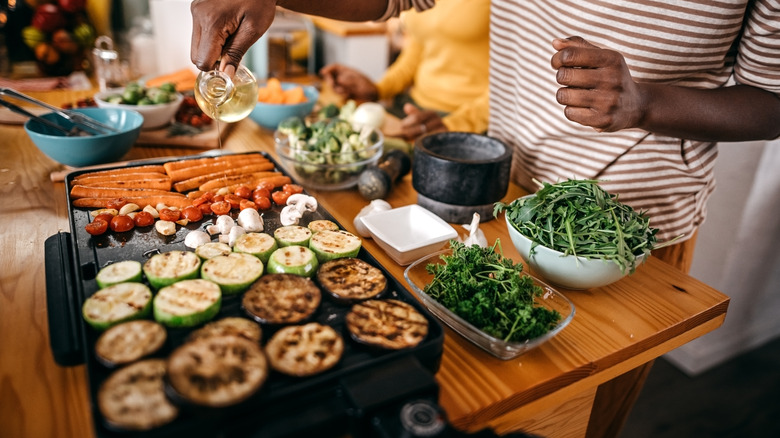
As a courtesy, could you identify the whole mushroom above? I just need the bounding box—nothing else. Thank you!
[280,194,318,226]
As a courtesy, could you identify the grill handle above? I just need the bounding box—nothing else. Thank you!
[45,232,85,366]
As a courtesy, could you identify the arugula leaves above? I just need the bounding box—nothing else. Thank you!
[424,240,561,342]
[494,179,658,274]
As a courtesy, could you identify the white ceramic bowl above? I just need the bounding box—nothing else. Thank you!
[505,214,646,290]
[404,249,575,360]
[361,204,458,265]
[94,89,183,129]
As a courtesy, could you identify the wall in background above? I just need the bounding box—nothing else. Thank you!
[665,139,780,375]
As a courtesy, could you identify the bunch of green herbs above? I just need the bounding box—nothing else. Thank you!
[424,240,561,342]
[494,179,658,274]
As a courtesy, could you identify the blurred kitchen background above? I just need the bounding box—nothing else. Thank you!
[2,0,779,436]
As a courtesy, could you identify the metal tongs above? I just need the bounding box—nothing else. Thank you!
[0,87,119,135]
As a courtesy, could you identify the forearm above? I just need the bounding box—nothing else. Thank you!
[278,0,388,21]
[638,83,780,142]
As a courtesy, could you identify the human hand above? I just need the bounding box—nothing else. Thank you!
[319,64,379,102]
[190,0,277,76]
[399,103,447,141]
[551,36,645,132]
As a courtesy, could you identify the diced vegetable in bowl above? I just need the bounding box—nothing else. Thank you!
[94,81,183,129]
[274,116,384,190]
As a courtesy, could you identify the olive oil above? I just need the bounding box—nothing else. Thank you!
[194,66,259,123]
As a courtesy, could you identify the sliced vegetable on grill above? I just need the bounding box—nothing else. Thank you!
[200,252,264,296]
[95,260,143,289]
[195,241,232,260]
[242,274,321,325]
[309,229,362,262]
[274,225,313,247]
[187,317,262,344]
[266,246,319,277]
[153,279,221,328]
[233,232,278,263]
[316,257,386,302]
[82,282,153,331]
[346,299,429,350]
[94,320,167,368]
[265,322,344,377]
[143,250,201,290]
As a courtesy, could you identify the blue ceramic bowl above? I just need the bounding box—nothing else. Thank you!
[24,107,143,168]
[248,83,319,130]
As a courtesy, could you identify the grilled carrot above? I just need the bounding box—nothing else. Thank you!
[198,172,286,192]
[172,163,276,192]
[73,196,193,209]
[69,185,186,200]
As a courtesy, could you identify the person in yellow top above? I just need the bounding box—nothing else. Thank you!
[320,0,490,141]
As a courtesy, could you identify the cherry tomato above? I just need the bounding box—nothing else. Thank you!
[94,213,114,224]
[133,211,155,227]
[210,201,231,215]
[282,184,304,195]
[271,190,291,206]
[159,208,181,222]
[254,196,272,211]
[85,219,108,236]
[224,194,243,209]
[192,193,213,207]
[109,215,134,233]
[234,185,252,199]
[212,195,225,203]
[106,197,129,210]
[198,203,213,215]
[255,181,275,192]
[181,206,204,222]
[239,199,257,211]
[252,188,271,202]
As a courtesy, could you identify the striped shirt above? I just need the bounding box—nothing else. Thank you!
[383,0,780,242]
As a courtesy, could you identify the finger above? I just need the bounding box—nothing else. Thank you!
[562,106,611,131]
[556,87,599,108]
[552,36,596,50]
[556,66,605,88]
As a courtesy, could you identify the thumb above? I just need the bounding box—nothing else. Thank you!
[403,103,421,116]
[552,36,598,50]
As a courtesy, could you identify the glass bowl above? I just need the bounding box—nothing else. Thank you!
[403,249,575,360]
[274,128,383,191]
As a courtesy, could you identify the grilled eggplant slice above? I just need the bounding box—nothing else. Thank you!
[265,322,344,377]
[200,252,264,295]
[316,257,387,302]
[166,335,268,408]
[274,225,312,247]
[266,245,319,277]
[309,229,362,262]
[98,359,179,431]
[187,317,262,344]
[95,260,143,289]
[153,279,221,328]
[95,320,167,367]
[143,250,201,290]
[242,274,321,325]
[195,241,232,260]
[346,299,429,350]
[82,282,153,331]
[233,232,278,263]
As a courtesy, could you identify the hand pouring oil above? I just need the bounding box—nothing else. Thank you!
[195,65,259,148]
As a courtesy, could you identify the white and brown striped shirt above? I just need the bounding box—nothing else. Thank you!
[383,0,780,242]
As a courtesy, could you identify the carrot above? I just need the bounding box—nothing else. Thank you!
[73,196,192,210]
[74,172,170,184]
[208,175,293,194]
[198,172,284,192]
[283,86,306,104]
[172,162,276,192]
[72,165,167,180]
[73,178,173,191]
[163,154,269,175]
[69,185,186,200]
[145,68,197,92]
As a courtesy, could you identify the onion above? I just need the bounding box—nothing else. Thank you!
[350,102,386,130]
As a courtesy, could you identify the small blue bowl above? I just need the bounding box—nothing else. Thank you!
[248,83,319,130]
[24,107,143,168]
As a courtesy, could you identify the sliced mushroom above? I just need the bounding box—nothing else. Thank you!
[237,208,263,232]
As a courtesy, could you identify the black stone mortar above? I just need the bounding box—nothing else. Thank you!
[412,132,512,223]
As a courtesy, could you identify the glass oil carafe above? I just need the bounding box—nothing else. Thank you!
[195,64,259,123]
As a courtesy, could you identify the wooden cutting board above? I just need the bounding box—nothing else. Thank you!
[135,120,234,149]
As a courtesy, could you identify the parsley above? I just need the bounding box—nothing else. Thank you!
[494,179,658,274]
[424,240,561,342]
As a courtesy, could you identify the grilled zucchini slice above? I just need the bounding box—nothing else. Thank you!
[309,229,362,262]
[316,258,387,302]
[143,250,201,290]
[233,232,278,263]
[153,279,221,328]
[82,282,153,331]
[195,242,232,260]
[307,219,339,233]
[266,245,319,277]
[274,225,312,247]
[242,274,321,325]
[95,260,143,289]
[200,252,264,296]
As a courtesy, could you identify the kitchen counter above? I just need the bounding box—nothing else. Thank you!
[0,87,729,438]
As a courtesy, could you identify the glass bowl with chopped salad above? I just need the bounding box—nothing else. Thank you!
[496,179,659,290]
[274,116,383,190]
[403,240,575,360]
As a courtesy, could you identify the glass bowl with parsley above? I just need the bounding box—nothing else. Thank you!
[495,179,659,290]
[403,240,574,360]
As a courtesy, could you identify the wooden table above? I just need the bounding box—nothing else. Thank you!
[0,88,729,438]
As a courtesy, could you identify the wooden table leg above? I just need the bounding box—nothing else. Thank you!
[585,360,655,438]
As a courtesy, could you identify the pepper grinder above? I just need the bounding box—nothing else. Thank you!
[357,150,412,200]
